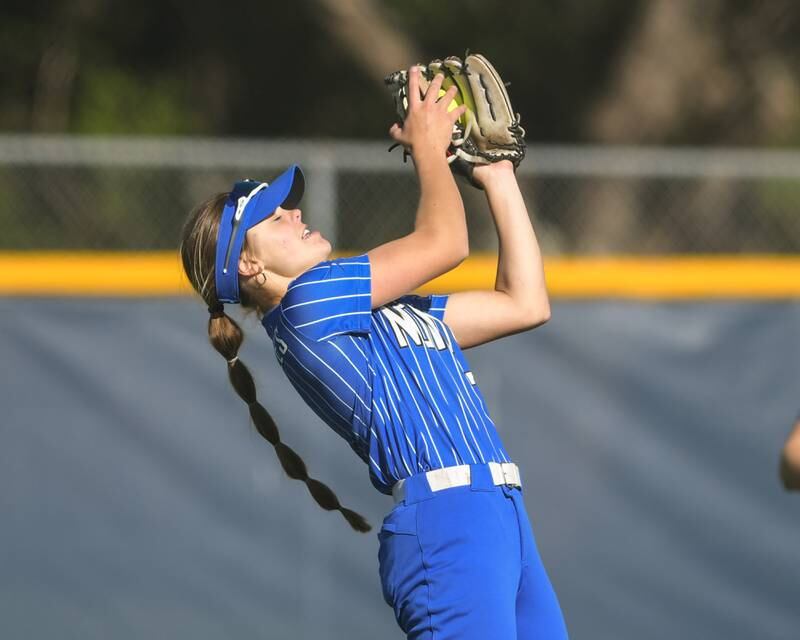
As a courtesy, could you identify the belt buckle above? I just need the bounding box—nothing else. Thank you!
[501,463,518,487]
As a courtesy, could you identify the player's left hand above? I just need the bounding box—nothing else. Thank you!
[471,159,515,189]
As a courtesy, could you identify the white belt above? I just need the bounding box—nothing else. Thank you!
[391,462,521,504]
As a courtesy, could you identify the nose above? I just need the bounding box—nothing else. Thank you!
[293,209,301,222]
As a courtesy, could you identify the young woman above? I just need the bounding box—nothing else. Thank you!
[179,68,568,639]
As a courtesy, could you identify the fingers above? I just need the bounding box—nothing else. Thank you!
[407,66,421,106]
[423,72,445,104]
[449,103,467,122]
[393,67,465,155]
[389,122,412,150]
[441,83,458,102]
[439,84,458,111]
[407,68,456,112]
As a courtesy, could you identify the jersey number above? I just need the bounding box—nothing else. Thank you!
[275,336,288,365]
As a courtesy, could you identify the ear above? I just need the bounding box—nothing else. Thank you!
[238,251,263,278]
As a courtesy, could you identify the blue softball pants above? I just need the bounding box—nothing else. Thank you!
[377,462,568,639]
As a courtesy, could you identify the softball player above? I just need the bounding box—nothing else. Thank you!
[179,68,567,639]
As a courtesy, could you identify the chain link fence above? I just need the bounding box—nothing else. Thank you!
[0,135,798,253]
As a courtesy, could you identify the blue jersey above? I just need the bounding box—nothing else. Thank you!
[261,253,511,495]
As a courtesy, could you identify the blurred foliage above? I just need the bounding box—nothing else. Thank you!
[1,1,799,254]
[74,67,200,134]
[1,0,797,145]
[383,0,642,143]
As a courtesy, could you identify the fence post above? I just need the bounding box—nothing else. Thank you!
[306,151,337,248]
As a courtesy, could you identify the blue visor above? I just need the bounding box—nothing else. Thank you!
[215,164,305,303]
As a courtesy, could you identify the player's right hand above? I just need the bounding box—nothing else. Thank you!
[388,66,466,161]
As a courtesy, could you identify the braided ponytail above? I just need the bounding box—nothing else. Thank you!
[180,193,372,533]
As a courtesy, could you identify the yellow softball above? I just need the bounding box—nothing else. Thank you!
[438,88,460,114]
[438,87,468,128]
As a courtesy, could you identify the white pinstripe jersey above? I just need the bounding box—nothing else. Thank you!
[262,253,511,495]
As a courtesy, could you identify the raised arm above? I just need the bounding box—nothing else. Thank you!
[442,161,550,349]
[368,67,468,309]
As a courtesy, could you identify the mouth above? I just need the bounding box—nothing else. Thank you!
[302,227,319,240]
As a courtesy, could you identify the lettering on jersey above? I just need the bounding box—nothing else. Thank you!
[380,303,450,351]
[465,371,477,385]
[274,335,288,365]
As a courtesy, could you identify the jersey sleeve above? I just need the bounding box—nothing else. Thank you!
[279,253,372,342]
[393,293,449,322]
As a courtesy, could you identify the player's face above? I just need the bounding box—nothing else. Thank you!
[241,205,331,278]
